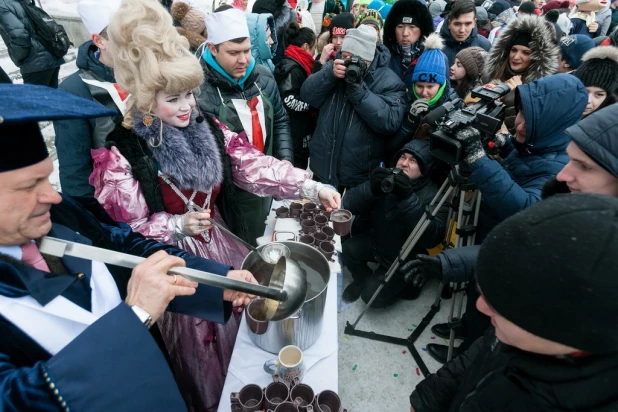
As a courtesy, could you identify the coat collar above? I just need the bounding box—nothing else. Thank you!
[0,224,93,306]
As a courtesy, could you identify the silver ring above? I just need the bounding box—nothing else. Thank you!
[198,221,204,228]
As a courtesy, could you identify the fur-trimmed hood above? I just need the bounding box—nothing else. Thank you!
[482,15,559,84]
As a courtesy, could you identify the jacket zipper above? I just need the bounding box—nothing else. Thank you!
[329,97,348,182]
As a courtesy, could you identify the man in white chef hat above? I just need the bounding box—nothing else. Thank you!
[54,0,127,198]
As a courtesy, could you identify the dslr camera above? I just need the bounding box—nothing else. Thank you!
[380,168,403,193]
[429,83,511,165]
[343,56,367,84]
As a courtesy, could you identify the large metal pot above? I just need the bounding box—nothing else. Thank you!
[242,241,331,354]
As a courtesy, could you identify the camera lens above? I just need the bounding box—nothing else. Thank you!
[381,175,395,193]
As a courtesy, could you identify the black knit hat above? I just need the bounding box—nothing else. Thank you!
[574,46,618,93]
[477,193,618,354]
[565,102,618,179]
[329,12,355,38]
[383,0,434,47]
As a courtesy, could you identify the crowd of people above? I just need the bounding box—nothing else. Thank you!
[1,0,618,409]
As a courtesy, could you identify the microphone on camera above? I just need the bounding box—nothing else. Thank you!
[423,98,462,126]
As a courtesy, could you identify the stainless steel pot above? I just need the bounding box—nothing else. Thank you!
[242,241,331,354]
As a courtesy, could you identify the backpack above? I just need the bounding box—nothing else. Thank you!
[20,0,72,58]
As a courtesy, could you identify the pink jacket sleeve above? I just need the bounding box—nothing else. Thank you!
[215,118,323,202]
[89,147,181,244]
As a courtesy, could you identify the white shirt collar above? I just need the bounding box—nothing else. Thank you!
[0,245,23,260]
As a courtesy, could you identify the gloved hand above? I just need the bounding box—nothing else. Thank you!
[409,98,429,120]
[391,172,414,200]
[455,126,485,164]
[370,167,391,196]
[400,254,442,288]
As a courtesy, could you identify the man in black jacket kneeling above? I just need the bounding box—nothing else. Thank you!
[409,193,618,411]
[341,140,447,307]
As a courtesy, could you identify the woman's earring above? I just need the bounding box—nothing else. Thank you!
[143,113,154,127]
[149,117,164,148]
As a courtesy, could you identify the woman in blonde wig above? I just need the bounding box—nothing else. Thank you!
[90,0,340,410]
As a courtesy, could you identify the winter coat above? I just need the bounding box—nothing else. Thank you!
[482,15,559,133]
[0,0,65,74]
[387,80,461,159]
[410,329,618,412]
[54,41,120,197]
[470,74,588,242]
[274,54,315,169]
[439,22,491,66]
[252,0,297,64]
[387,42,425,90]
[246,13,278,71]
[342,140,447,267]
[570,16,599,38]
[198,57,293,162]
[300,43,407,187]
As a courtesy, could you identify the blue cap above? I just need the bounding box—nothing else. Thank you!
[560,35,595,70]
[0,84,118,172]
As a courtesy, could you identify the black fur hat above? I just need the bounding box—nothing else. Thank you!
[383,0,434,48]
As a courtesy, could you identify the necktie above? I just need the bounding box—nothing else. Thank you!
[20,241,92,312]
[248,97,265,152]
[20,241,50,272]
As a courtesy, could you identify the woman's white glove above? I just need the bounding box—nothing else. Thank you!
[300,179,341,210]
[170,211,212,238]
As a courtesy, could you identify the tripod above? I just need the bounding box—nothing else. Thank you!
[344,165,481,377]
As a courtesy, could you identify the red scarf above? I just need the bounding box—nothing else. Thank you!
[284,45,315,77]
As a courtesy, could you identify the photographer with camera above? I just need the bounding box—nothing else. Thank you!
[409,194,618,412]
[300,25,406,190]
[400,73,589,364]
[340,140,448,306]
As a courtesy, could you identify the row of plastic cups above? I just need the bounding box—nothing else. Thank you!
[231,378,345,412]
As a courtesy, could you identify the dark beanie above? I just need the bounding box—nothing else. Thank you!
[252,0,276,14]
[574,46,618,93]
[518,2,537,14]
[512,32,532,48]
[477,193,618,354]
[330,12,355,37]
[565,102,618,179]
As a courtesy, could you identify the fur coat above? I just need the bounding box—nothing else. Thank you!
[481,15,559,133]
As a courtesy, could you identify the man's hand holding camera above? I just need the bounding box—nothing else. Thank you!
[370,167,414,200]
[333,59,347,79]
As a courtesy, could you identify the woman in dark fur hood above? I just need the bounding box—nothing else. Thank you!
[383,0,435,89]
[482,15,559,133]
[87,1,340,410]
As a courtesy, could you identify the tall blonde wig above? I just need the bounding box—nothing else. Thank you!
[107,0,204,128]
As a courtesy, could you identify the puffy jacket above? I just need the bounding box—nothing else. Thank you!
[410,329,618,412]
[0,0,64,74]
[300,44,407,187]
[246,13,277,72]
[440,21,491,66]
[470,74,588,242]
[198,56,293,162]
[274,54,315,169]
[54,41,118,197]
[343,140,447,267]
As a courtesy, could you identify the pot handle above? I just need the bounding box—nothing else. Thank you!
[288,307,303,320]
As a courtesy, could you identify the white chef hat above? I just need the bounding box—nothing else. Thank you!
[205,8,250,45]
[77,0,122,35]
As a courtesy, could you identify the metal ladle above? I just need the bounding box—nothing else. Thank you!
[39,237,307,321]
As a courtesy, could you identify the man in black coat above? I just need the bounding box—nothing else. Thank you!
[301,25,406,190]
[341,140,447,307]
[409,193,618,412]
[0,0,65,87]
[439,0,491,66]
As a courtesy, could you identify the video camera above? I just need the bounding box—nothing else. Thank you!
[343,56,367,84]
[428,83,511,165]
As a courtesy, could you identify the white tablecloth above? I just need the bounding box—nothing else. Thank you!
[217,204,340,411]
